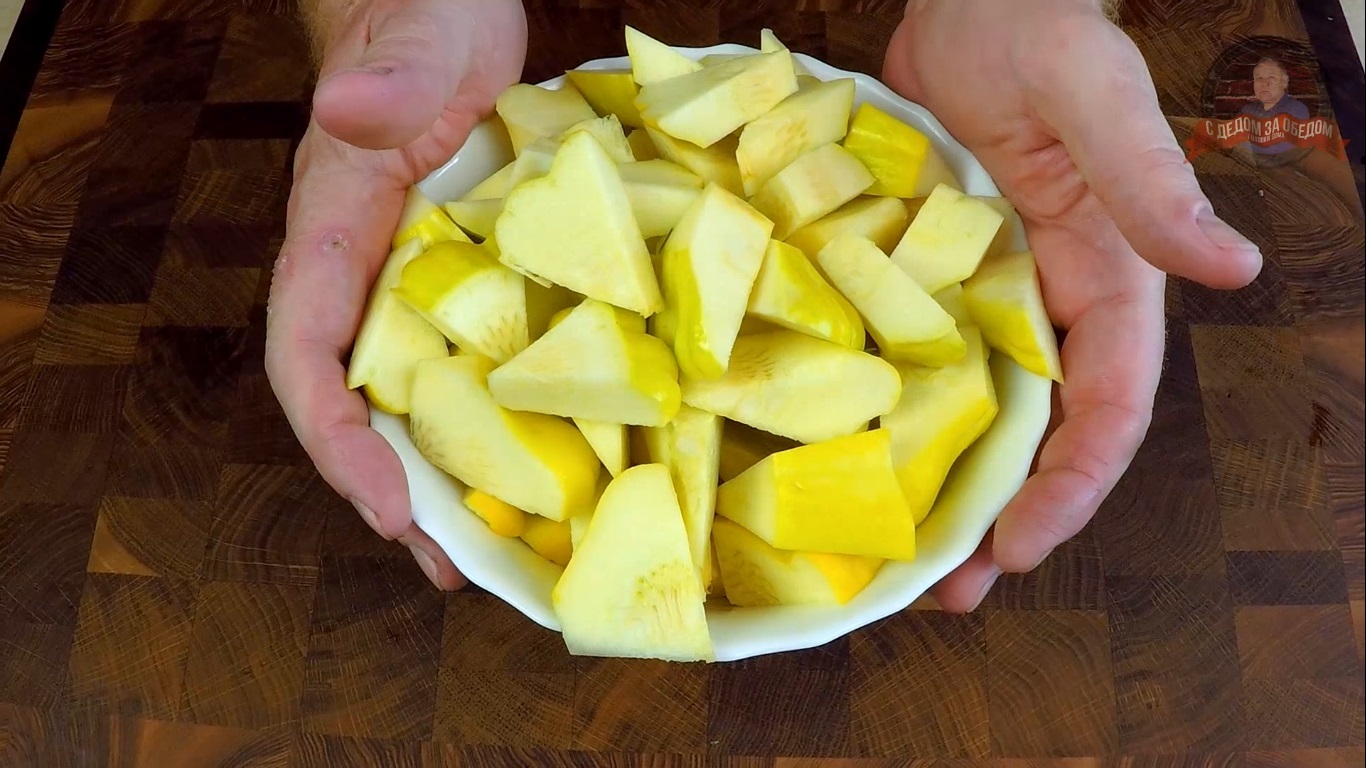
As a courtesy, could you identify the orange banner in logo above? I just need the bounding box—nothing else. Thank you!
[1184,114,1348,160]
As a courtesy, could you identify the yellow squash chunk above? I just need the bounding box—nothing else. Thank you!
[708,546,725,597]
[565,68,644,128]
[736,77,856,196]
[973,195,1027,258]
[392,187,472,251]
[619,160,704,238]
[680,329,902,444]
[746,239,864,349]
[568,476,611,552]
[626,129,659,160]
[882,326,998,524]
[658,405,722,589]
[463,488,527,538]
[625,25,703,85]
[493,130,662,316]
[961,250,1064,382]
[750,143,875,239]
[889,183,1005,296]
[506,138,559,190]
[495,83,599,156]
[716,428,917,560]
[546,300,646,334]
[391,240,529,364]
[552,463,714,662]
[718,419,800,482]
[841,102,961,198]
[645,127,744,196]
[461,161,515,202]
[712,517,883,606]
[574,419,629,477]
[816,234,964,366]
[784,195,909,263]
[345,238,450,414]
[932,283,971,326]
[660,183,774,380]
[486,299,680,427]
[635,51,798,149]
[525,282,580,343]
[442,199,502,241]
[522,515,573,567]
[407,355,601,521]
[562,115,636,164]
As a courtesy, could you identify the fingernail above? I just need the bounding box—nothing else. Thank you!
[968,568,1002,612]
[408,544,441,588]
[351,499,391,539]
[364,65,393,76]
[1196,209,1260,255]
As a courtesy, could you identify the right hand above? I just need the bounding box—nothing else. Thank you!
[265,0,527,588]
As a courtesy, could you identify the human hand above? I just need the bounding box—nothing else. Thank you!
[266,0,527,589]
[882,0,1263,610]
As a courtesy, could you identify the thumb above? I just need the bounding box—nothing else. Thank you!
[1030,17,1264,290]
[312,0,473,151]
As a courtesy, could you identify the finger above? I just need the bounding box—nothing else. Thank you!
[930,530,1002,613]
[265,132,413,541]
[1022,15,1263,290]
[992,279,1166,573]
[313,0,476,151]
[400,523,468,591]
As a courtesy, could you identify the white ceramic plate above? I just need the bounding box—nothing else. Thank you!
[369,43,1055,662]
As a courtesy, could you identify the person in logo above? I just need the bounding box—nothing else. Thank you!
[1238,56,1311,156]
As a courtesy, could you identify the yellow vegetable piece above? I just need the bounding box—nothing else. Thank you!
[745,239,864,350]
[562,115,636,164]
[574,419,629,477]
[391,240,529,364]
[657,405,722,590]
[626,129,659,160]
[625,25,703,85]
[718,419,800,482]
[784,195,909,264]
[716,427,917,561]
[392,187,472,251]
[442,199,502,241]
[461,162,515,202]
[882,326,999,524]
[565,68,644,128]
[932,283,971,326]
[552,463,714,661]
[961,250,1064,382]
[660,183,774,380]
[736,77,856,196]
[522,514,573,567]
[635,50,798,149]
[889,183,1005,296]
[841,102,961,198]
[750,142,875,239]
[645,127,744,197]
[463,488,527,538]
[712,518,883,606]
[494,83,598,156]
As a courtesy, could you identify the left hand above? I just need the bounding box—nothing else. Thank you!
[881,0,1264,610]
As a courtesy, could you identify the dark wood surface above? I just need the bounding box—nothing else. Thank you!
[1,0,1364,765]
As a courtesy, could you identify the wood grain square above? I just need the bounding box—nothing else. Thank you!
[573,658,708,753]
[1240,676,1365,749]
[709,666,849,757]
[301,556,445,741]
[145,262,259,327]
[988,523,1105,611]
[1107,755,1239,768]
[1353,600,1364,665]
[106,717,292,768]
[104,435,222,500]
[1227,550,1349,605]
[181,581,312,728]
[0,704,111,768]
[727,635,850,674]
[435,669,576,750]
[0,91,111,207]
[1105,575,1244,752]
[164,223,279,271]
[173,169,288,227]
[458,746,707,768]
[186,139,291,173]
[88,102,199,176]
[225,372,310,467]
[1211,439,1335,550]
[1244,748,1366,768]
[29,22,139,98]
[203,464,339,586]
[986,611,1116,757]
[848,611,990,758]
[823,13,898,77]
[66,573,196,719]
[0,300,43,423]
[1262,164,1365,323]
[193,102,310,141]
[0,431,112,504]
[49,226,168,305]
[122,325,248,446]
[87,496,210,578]
[1190,325,1314,442]
[1235,605,1360,679]
[114,19,226,104]
[33,303,144,364]
[442,592,574,673]
[0,620,78,709]
[290,733,457,768]
[0,204,75,304]
[618,6,717,46]
[75,166,185,228]
[17,364,129,433]
[206,14,311,104]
